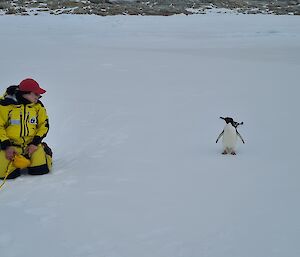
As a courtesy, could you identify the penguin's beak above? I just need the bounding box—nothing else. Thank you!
[220,117,225,120]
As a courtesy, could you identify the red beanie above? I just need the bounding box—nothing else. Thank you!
[19,78,46,94]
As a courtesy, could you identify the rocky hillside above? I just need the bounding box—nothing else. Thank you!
[0,0,299,16]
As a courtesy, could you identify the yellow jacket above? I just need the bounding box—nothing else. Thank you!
[0,96,49,149]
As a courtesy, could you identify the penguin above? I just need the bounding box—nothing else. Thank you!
[1,85,18,103]
[216,117,245,155]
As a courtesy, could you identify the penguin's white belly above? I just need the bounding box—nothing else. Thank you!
[222,125,237,150]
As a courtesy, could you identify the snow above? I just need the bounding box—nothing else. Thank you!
[1,13,300,257]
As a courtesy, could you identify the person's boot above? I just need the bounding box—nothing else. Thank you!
[28,164,49,175]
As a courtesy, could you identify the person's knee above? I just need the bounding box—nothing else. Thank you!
[29,144,52,174]
[0,151,12,178]
[30,145,47,166]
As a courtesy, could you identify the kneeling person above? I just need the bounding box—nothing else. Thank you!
[0,78,52,179]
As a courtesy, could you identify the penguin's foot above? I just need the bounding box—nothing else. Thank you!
[231,151,236,155]
[222,150,228,155]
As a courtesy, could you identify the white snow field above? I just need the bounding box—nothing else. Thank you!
[0,13,300,257]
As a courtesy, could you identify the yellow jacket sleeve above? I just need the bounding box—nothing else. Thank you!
[0,104,12,149]
[31,102,49,146]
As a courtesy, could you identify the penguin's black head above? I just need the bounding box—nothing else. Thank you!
[6,85,18,96]
[220,117,243,128]
[220,116,234,125]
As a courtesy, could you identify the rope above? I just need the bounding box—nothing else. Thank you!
[0,162,13,190]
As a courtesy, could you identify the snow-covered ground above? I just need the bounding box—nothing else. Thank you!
[0,13,300,257]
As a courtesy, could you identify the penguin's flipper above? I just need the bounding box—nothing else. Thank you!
[237,131,245,144]
[216,130,224,143]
